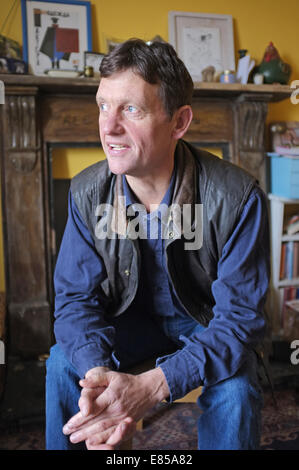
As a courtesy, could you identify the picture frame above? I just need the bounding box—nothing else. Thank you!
[84,51,105,76]
[168,11,235,82]
[21,0,92,75]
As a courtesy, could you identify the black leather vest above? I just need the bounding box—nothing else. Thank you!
[71,140,257,326]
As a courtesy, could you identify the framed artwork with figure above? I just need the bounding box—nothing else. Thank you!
[21,0,92,75]
[168,11,235,83]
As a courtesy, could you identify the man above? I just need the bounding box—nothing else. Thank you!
[46,39,270,450]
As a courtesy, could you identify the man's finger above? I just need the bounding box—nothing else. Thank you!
[105,418,136,446]
[63,411,87,435]
[63,390,110,434]
[80,386,105,398]
[79,374,107,388]
[80,368,111,388]
[63,409,101,435]
[78,386,106,417]
[86,441,115,450]
[85,419,134,448]
[69,419,119,445]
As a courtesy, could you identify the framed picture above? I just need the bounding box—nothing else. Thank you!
[21,0,92,75]
[168,11,235,82]
[84,51,105,76]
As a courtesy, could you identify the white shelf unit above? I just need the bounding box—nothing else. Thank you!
[268,193,299,335]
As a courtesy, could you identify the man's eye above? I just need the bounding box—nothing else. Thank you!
[99,103,108,112]
[126,105,137,113]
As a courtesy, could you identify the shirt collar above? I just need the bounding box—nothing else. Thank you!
[122,164,176,221]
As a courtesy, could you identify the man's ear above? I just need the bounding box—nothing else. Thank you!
[171,105,193,140]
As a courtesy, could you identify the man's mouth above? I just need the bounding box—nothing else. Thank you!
[109,144,128,150]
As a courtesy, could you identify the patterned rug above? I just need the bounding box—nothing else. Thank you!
[260,387,299,450]
[133,387,299,450]
[0,388,298,450]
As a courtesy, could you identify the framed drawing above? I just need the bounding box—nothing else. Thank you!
[84,51,105,76]
[21,0,92,75]
[168,11,235,82]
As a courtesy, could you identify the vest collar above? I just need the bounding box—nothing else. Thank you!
[111,140,198,238]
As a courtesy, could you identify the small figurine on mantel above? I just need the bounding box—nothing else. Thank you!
[255,42,291,84]
[201,65,216,82]
[236,49,255,84]
[0,34,27,74]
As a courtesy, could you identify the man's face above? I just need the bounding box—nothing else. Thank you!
[96,69,177,177]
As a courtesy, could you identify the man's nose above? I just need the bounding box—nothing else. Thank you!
[100,110,124,134]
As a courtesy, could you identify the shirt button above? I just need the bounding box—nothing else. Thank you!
[169,231,174,239]
[124,269,130,276]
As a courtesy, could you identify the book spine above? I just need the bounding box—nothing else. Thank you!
[293,242,298,279]
[280,243,286,280]
[287,241,294,279]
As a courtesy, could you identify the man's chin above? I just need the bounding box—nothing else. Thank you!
[107,161,130,176]
[106,156,137,176]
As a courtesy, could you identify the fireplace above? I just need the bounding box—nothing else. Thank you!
[0,74,291,359]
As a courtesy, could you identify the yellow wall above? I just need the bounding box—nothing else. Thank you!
[1,0,299,290]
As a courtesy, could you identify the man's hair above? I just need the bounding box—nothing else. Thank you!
[99,38,194,117]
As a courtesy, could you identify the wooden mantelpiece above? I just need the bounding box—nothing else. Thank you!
[0,74,291,357]
[1,73,292,98]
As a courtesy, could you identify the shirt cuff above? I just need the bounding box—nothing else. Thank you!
[156,344,203,402]
[72,342,116,378]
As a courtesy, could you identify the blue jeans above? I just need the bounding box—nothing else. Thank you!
[46,311,263,450]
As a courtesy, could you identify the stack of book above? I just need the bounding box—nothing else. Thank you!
[275,145,299,156]
[280,214,299,281]
[280,213,299,333]
[286,214,299,235]
[280,241,299,280]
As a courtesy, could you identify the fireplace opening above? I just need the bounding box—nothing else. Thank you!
[192,141,229,160]
[53,178,70,254]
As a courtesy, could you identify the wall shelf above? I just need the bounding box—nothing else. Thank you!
[268,193,299,335]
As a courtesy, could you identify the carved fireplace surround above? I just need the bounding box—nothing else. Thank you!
[0,74,291,359]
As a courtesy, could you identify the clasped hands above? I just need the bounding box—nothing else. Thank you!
[62,365,169,450]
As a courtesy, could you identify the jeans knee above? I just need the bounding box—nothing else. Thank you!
[197,355,263,450]
[201,380,263,422]
[198,360,263,415]
[223,374,262,408]
[46,344,80,385]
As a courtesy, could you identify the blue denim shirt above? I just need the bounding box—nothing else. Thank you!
[54,171,269,401]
